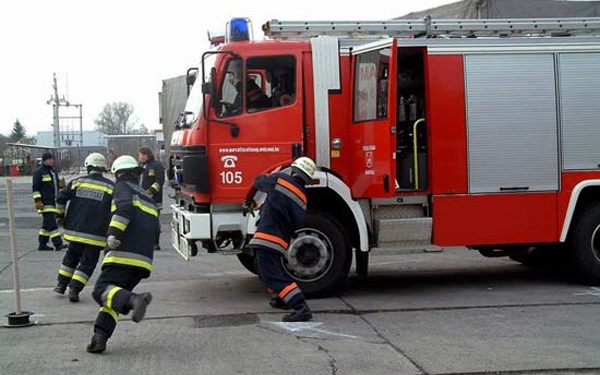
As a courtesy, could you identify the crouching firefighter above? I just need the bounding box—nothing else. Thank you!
[242,157,316,322]
[87,155,159,354]
[53,153,114,302]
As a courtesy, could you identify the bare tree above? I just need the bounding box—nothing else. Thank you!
[94,102,139,135]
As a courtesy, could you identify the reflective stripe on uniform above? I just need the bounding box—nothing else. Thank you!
[251,232,289,251]
[99,306,119,322]
[103,251,153,272]
[63,230,107,247]
[111,203,117,212]
[49,229,62,238]
[151,182,160,192]
[42,176,52,182]
[132,198,158,217]
[248,238,287,253]
[56,204,65,214]
[32,192,42,200]
[40,205,59,213]
[72,180,114,195]
[109,215,129,231]
[276,178,307,209]
[58,264,74,278]
[39,229,50,236]
[279,282,301,304]
[101,285,122,309]
[71,270,89,286]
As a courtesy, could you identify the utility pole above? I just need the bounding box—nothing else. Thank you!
[46,73,70,148]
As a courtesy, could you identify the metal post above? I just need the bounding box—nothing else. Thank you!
[52,73,60,149]
[4,178,33,327]
[6,179,21,314]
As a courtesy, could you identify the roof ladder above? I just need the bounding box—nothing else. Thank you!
[262,17,600,40]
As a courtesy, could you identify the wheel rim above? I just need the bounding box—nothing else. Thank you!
[283,228,334,283]
[590,224,600,262]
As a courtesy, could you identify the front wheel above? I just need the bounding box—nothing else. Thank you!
[569,201,600,285]
[282,211,351,297]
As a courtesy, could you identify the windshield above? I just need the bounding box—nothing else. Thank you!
[183,53,217,126]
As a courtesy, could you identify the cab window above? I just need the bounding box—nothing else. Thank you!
[218,55,296,117]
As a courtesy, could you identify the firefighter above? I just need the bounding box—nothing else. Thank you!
[243,157,316,322]
[86,155,158,354]
[32,152,67,251]
[53,153,114,302]
[138,146,165,250]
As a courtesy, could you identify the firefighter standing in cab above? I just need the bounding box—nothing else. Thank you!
[138,146,165,250]
[86,155,158,354]
[32,152,68,251]
[53,153,114,302]
[243,157,316,322]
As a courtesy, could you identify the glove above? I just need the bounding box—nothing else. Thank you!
[35,201,44,211]
[107,235,121,249]
[145,189,154,196]
[242,199,257,217]
[58,178,66,189]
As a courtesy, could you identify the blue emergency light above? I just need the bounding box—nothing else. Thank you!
[227,17,252,42]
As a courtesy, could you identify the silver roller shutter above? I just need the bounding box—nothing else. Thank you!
[465,53,559,194]
[559,52,600,171]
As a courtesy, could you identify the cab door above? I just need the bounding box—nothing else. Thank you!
[349,38,398,197]
[208,53,303,203]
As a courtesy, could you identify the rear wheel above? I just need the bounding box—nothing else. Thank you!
[569,201,600,285]
[282,211,351,297]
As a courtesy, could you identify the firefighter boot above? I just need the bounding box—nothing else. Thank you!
[269,297,291,310]
[86,332,108,354]
[38,244,53,251]
[53,283,67,295]
[282,302,313,322]
[127,292,153,323]
[55,244,68,251]
[68,287,80,302]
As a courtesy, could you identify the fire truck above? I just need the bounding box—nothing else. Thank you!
[169,16,600,295]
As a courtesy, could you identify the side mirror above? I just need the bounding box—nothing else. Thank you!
[186,67,199,96]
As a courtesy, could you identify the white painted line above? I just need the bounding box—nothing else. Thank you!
[574,287,600,297]
[262,321,360,339]
[0,287,51,294]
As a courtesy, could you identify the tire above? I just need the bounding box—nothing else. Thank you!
[569,201,600,285]
[237,252,257,275]
[282,211,352,297]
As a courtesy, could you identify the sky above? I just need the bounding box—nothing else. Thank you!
[0,0,455,139]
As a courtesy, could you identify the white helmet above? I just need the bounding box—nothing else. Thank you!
[84,153,107,170]
[291,157,316,182]
[111,155,141,174]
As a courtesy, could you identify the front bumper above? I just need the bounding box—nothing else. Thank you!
[171,203,255,260]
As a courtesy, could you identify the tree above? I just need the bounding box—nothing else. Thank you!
[94,102,139,135]
[133,123,149,135]
[10,119,26,142]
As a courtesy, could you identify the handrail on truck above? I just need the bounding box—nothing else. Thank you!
[413,118,426,190]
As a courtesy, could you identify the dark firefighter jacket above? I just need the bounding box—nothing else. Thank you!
[246,172,308,255]
[32,164,60,213]
[56,172,115,247]
[140,156,165,207]
[105,180,159,278]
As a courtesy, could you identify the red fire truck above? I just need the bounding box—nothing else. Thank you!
[169,17,600,295]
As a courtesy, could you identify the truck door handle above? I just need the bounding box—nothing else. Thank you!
[500,186,530,191]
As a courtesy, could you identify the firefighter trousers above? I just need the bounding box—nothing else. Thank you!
[57,242,102,292]
[39,212,63,247]
[91,266,146,338]
[254,248,305,308]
